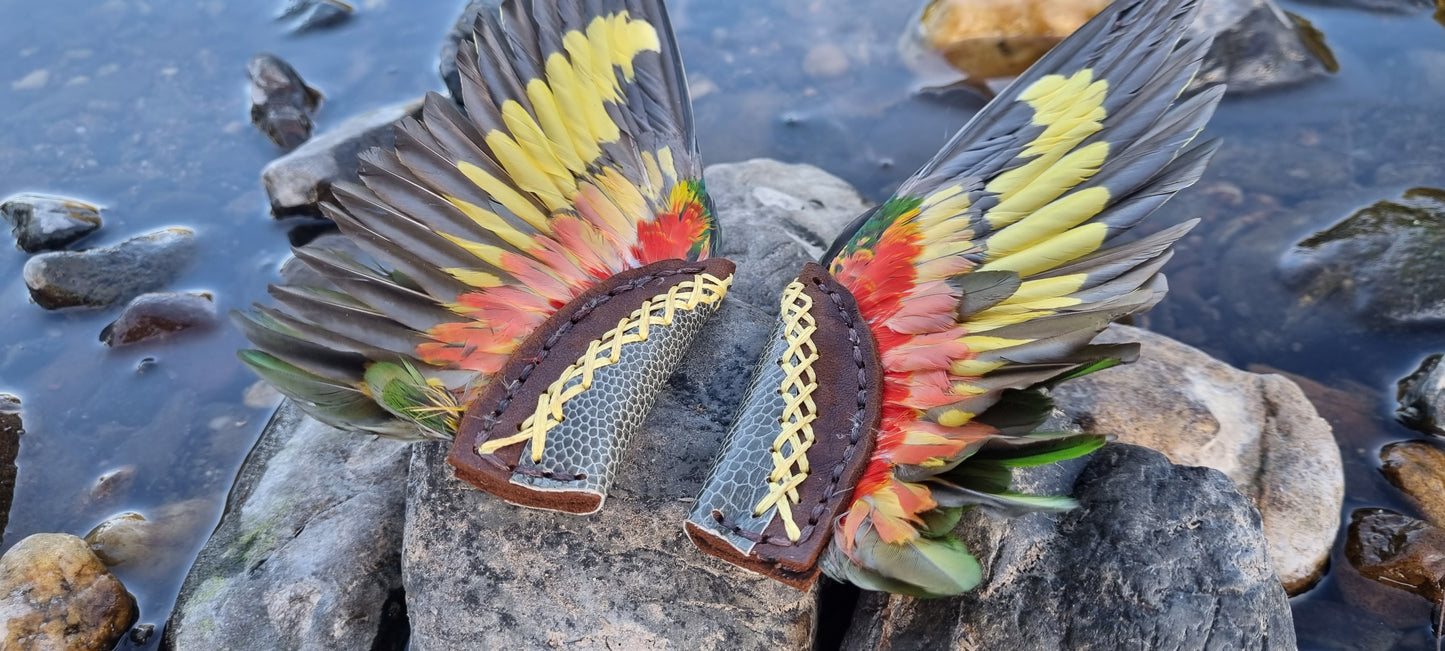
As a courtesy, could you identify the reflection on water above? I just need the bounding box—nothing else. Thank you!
[1,0,1443,646]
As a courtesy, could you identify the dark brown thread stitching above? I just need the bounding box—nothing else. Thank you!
[472,265,708,482]
[716,275,871,551]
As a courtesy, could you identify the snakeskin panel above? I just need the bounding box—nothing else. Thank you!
[685,320,790,555]
[512,303,719,509]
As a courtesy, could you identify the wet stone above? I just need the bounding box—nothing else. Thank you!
[1,192,102,252]
[0,533,138,651]
[0,394,20,541]
[21,227,197,310]
[277,0,353,33]
[247,53,323,150]
[1345,509,1445,629]
[1188,0,1332,94]
[1380,441,1445,528]
[1281,188,1445,329]
[261,99,421,216]
[1398,354,1445,437]
[101,292,217,347]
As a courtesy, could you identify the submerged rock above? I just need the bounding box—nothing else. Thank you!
[101,292,217,347]
[0,533,137,651]
[277,0,353,33]
[247,54,323,150]
[22,227,197,309]
[1380,441,1445,528]
[1053,324,1343,594]
[842,444,1296,649]
[1281,188,1445,329]
[0,395,19,541]
[84,499,212,572]
[164,400,411,650]
[261,99,421,216]
[1398,354,1445,437]
[1345,509,1445,632]
[1,192,102,252]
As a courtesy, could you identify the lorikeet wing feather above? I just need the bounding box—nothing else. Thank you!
[822,0,1222,595]
[237,0,716,442]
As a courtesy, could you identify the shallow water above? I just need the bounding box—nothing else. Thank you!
[0,0,1442,647]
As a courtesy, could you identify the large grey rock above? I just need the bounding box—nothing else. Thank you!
[399,159,849,650]
[705,159,872,313]
[1189,0,1332,95]
[164,400,411,651]
[261,99,421,216]
[1,192,102,252]
[247,53,322,150]
[842,444,1297,650]
[21,227,196,309]
[100,291,217,347]
[1398,354,1445,438]
[1054,324,1342,594]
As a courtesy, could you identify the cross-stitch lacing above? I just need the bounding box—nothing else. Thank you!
[477,272,731,462]
[751,280,820,542]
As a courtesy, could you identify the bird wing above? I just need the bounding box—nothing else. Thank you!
[238,0,714,441]
[822,0,1223,596]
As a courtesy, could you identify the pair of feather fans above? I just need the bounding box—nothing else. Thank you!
[237,0,1223,597]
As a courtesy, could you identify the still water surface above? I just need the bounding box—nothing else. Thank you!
[0,0,1442,647]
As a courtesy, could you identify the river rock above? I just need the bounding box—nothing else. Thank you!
[277,0,353,33]
[21,227,197,309]
[1052,324,1343,594]
[247,53,323,150]
[0,394,19,542]
[705,159,871,313]
[1189,0,1332,94]
[163,400,411,650]
[1281,187,1445,329]
[1380,441,1445,528]
[842,444,1296,649]
[1,193,102,252]
[101,292,217,347]
[261,99,421,216]
[1398,354,1445,437]
[399,160,852,650]
[0,533,137,651]
[439,0,496,103]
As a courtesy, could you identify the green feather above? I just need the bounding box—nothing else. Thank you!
[973,433,1107,468]
[822,528,983,599]
[363,361,459,438]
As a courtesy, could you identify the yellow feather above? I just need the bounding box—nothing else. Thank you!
[443,195,534,251]
[641,151,663,198]
[611,14,661,81]
[979,222,1109,277]
[950,359,1007,377]
[444,268,505,288]
[960,335,1032,353]
[586,16,619,101]
[560,32,619,147]
[657,147,677,183]
[918,185,972,233]
[1004,274,1089,304]
[524,79,587,175]
[438,232,508,269]
[542,53,603,164]
[986,184,1110,258]
[498,102,576,209]
[936,409,976,427]
[456,161,550,231]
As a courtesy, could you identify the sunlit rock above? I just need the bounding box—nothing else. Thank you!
[1381,441,1445,528]
[101,292,217,347]
[911,0,1109,81]
[247,54,323,150]
[21,228,197,310]
[1053,324,1343,594]
[0,533,137,651]
[1,193,102,252]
